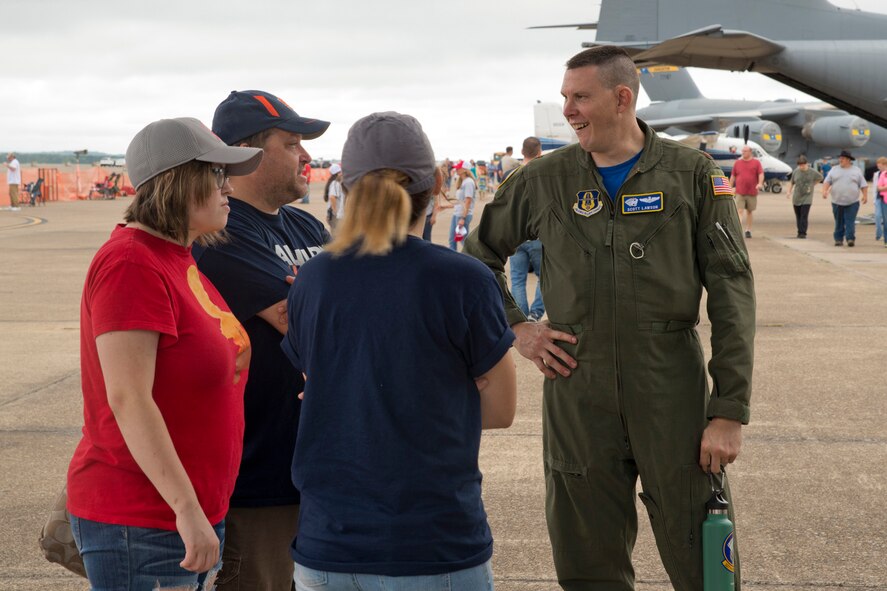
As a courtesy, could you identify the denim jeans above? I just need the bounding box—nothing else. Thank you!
[875,195,884,240]
[510,240,545,318]
[294,560,494,591]
[881,199,887,244]
[832,201,861,242]
[71,514,224,590]
[449,213,473,250]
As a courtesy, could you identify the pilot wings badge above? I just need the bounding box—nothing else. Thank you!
[573,190,603,217]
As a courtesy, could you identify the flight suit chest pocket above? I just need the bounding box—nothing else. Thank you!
[539,208,596,328]
[705,221,749,277]
[629,201,698,323]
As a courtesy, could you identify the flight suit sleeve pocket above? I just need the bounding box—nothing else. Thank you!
[704,222,749,277]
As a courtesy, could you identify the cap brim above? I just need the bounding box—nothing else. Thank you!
[277,116,331,140]
[197,145,264,177]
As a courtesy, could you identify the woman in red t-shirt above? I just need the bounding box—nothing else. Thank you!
[66,118,262,590]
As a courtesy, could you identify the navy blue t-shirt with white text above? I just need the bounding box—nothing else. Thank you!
[193,197,329,507]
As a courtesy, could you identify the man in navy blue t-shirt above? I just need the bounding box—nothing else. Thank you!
[192,90,330,591]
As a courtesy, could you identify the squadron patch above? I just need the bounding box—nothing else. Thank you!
[711,175,734,199]
[621,192,663,215]
[573,190,603,217]
[721,532,735,573]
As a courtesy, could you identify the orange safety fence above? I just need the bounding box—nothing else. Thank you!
[1,166,135,206]
[2,165,332,207]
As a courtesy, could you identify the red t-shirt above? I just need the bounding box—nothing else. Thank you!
[67,226,250,530]
[731,158,764,196]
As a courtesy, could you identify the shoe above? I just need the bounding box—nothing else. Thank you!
[9,206,20,211]
[797,234,806,239]
[848,240,855,247]
[744,230,752,238]
[835,241,843,246]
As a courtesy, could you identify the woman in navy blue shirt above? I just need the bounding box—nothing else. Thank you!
[282,112,516,591]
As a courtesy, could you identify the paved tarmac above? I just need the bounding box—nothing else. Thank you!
[1,184,885,590]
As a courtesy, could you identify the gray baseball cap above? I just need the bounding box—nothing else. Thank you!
[126,117,264,189]
[341,112,436,194]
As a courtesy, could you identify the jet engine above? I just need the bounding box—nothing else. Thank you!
[801,116,871,149]
[725,121,783,154]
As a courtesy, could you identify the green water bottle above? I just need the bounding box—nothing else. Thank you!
[702,471,735,591]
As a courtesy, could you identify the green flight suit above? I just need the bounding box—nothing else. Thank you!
[464,122,755,591]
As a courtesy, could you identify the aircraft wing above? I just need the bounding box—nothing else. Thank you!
[643,115,715,131]
[588,25,786,70]
[644,105,802,132]
[529,22,598,30]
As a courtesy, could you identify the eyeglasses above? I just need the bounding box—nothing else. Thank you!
[210,167,228,189]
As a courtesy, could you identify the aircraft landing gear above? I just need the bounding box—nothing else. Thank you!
[764,178,782,193]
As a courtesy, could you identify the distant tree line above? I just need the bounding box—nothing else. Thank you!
[2,151,125,165]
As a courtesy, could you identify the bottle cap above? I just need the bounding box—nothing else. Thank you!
[706,490,730,511]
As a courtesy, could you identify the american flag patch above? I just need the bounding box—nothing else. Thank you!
[711,175,734,197]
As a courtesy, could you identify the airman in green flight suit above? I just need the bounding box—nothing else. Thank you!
[464,46,755,591]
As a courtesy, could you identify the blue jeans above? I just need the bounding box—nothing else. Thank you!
[294,560,494,591]
[832,201,861,242]
[71,514,224,590]
[449,213,473,250]
[876,196,885,240]
[510,240,544,318]
[881,199,887,244]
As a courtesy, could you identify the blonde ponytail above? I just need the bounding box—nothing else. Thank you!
[326,169,412,256]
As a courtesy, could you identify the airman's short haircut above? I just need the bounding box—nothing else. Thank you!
[566,46,640,102]
[522,136,542,159]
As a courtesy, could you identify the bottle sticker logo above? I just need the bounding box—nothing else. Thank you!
[722,531,735,573]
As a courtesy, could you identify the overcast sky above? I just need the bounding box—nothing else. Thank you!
[1,0,883,161]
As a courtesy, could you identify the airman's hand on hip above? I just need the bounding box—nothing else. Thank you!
[512,321,577,380]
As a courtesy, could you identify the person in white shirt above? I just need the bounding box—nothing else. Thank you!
[449,167,476,250]
[5,153,21,210]
[500,146,519,179]
[325,164,344,230]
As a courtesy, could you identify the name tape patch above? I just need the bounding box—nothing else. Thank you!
[622,192,663,215]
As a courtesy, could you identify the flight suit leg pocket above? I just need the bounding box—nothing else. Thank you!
[544,456,599,581]
[638,488,699,591]
[704,221,750,277]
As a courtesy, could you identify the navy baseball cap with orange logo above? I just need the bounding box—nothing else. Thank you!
[212,90,330,146]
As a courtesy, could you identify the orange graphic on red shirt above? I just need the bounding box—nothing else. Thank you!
[187,266,251,384]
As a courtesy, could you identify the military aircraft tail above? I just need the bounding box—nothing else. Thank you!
[638,66,702,102]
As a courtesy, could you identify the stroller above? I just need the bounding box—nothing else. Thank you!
[23,178,44,206]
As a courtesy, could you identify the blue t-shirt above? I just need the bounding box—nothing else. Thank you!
[598,150,643,199]
[281,237,515,576]
[193,197,329,507]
